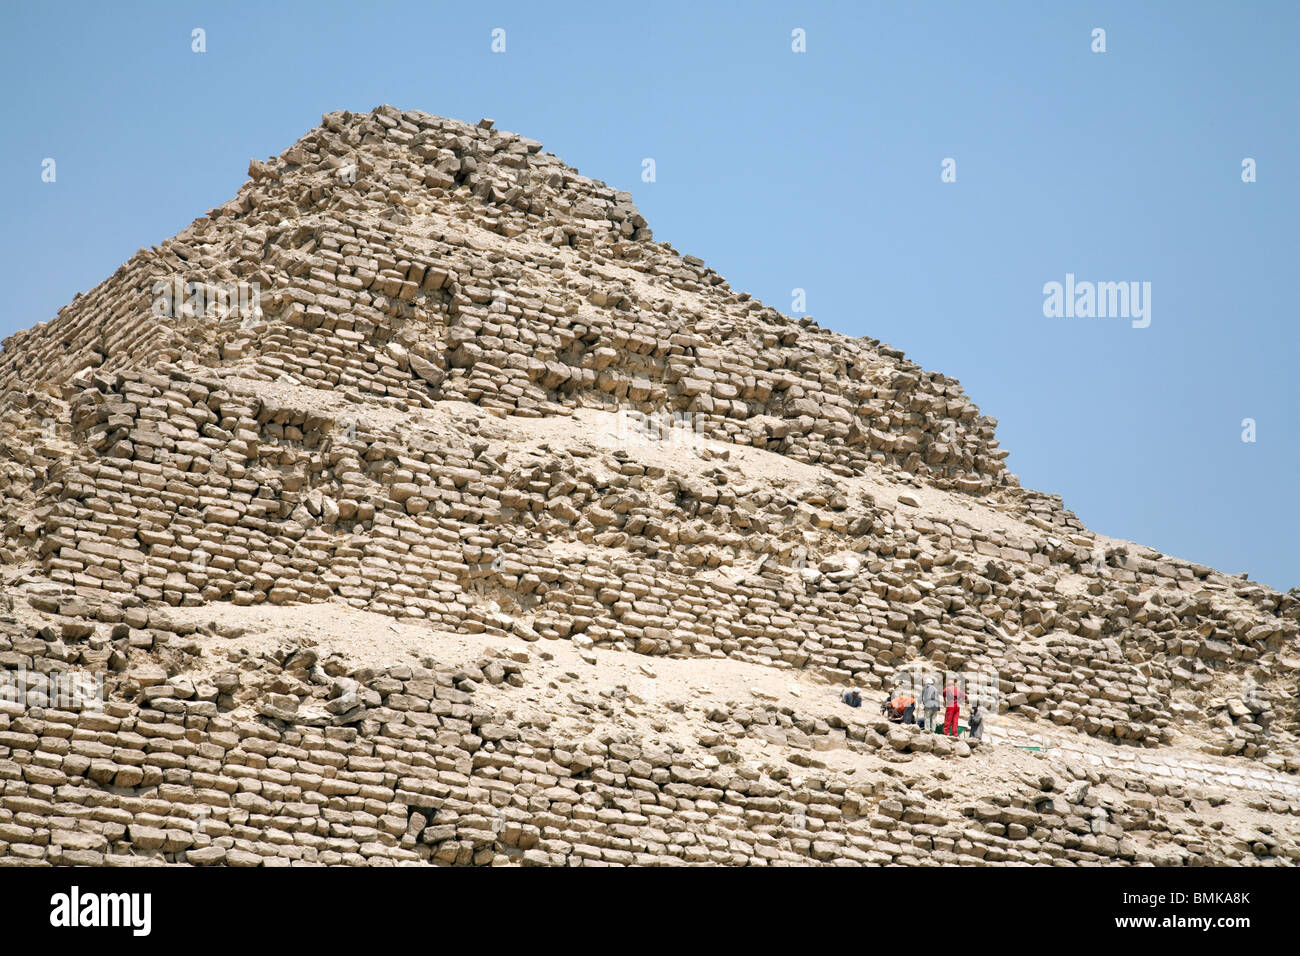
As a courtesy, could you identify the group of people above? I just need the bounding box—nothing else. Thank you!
[841,676,983,741]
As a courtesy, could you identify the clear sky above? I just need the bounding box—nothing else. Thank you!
[1,1,1296,590]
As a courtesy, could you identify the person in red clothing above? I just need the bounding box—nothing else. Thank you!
[942,679,966,736]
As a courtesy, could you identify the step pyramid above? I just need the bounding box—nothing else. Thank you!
[0,106,1295,866]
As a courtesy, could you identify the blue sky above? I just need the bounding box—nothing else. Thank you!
[1,1,1296,590]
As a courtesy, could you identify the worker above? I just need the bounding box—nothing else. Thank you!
[841,688,862,708]
[969,699,984,741]
[942,679,966,736]
[921,676,941,732]
[888,691,916,724]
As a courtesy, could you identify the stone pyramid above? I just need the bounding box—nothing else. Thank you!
[0,106,1295,866]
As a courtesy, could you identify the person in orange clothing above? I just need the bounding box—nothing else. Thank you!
[942,679,966,736]
[883,690,916,724]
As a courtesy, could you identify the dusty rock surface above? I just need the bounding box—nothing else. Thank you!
[0,106,1295,866]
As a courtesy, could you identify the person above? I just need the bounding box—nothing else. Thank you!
[882,690,904,718]
[892,692,916,725]
[968,699,984,741]
[943,679,966,736]
[921,677,941,732]
[841,688,862,708]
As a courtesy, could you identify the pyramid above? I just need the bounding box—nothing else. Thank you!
[0,106,1295,867]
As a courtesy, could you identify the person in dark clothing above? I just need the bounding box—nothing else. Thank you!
[841,688,862,708]
[968,699,984,741]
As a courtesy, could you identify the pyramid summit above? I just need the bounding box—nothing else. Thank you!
[0,106,1295,867]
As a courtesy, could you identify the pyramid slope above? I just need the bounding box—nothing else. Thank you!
[2,106,1013,494]
[0,107,1295,867]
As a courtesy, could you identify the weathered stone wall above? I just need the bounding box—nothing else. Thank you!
[1,598,1296,867]
[1,107,1013,494]
[7,356,1290,759]
[0,106,1296,866]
